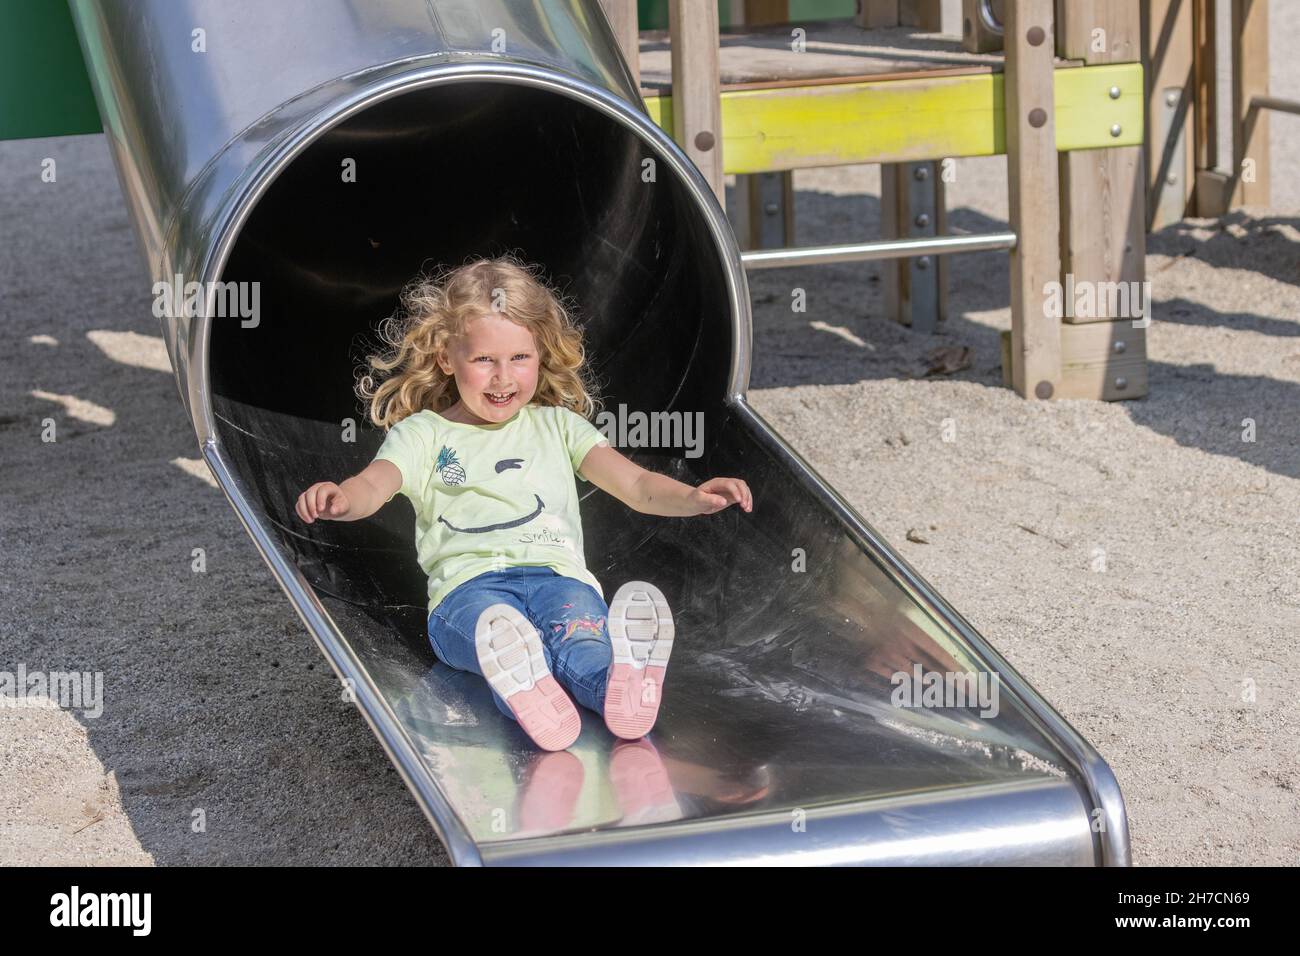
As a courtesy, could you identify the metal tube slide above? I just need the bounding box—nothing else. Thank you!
[68,0,1129,866]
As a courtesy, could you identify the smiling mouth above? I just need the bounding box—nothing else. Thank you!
[484,390,516,407]
[439,494,544,533]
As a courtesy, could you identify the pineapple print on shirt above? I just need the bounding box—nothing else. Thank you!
[435,445,465,486]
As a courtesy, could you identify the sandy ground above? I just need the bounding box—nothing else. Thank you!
[3,9,1298,866]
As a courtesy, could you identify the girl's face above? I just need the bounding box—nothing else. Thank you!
[437,312,541,424]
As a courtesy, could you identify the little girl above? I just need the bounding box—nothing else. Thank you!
[295,256,752,752]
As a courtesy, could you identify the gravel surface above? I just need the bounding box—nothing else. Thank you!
[2,3,1297,866]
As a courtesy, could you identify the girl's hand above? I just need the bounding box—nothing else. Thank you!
[296,481,350,523]
[691,477,752,515]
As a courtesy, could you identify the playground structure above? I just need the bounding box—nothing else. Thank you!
[598,0,1287,404]
[604,0,1148,401]
[42,0,1137,864]
[1143,0,1285,224]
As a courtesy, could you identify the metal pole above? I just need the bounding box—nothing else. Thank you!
[1251,95,1300,116]
[740,231,1017,270]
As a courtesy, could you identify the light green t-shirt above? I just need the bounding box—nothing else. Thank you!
[371,403,610,615]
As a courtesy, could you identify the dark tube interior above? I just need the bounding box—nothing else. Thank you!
[213,81,732,624]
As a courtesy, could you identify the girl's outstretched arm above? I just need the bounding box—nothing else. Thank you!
[295,459,402,523]
[578,443,752,518]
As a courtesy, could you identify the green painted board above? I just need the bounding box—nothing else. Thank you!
[0,0,102,140]
[645,62,1146,173]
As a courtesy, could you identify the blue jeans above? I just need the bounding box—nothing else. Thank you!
[428,566,612,719]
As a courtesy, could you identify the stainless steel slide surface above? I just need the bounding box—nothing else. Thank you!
[69,0,1129,865]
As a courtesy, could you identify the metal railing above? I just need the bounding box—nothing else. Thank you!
[1251,95,1300,117]
[739,230,1018,270]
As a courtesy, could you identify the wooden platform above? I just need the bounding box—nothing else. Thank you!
[638,20,1003,92]
[635,20,1143,173]
[629,4,1150,403]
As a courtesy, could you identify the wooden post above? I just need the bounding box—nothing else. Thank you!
[899,0,945,31]
[1005,0,1061,400]
[1192,0,1216,173]
[668,0,724,201]
[1230,0,1268,208]
[1056,5,1145,301]
[1056,0,1139,61]
[598,0,640,88]
[857,0,900,28]
[1141,0,1194,229]
[1053,1,1147,399]
[1005,321,1148,399]
[1191,0,1229,215]
[731,0,796,251]
[1058,148,1145,310]
[1056,0,1144,275]
[737,0,788,22]
[961,0,1004,52]
[1055,144,1149,399]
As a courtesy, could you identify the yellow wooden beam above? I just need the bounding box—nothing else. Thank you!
[643,62,1143,174]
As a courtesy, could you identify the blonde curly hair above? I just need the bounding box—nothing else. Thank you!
[357,255,603,429]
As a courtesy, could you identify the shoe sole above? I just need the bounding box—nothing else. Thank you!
[475,603,581,752]
[604,581,674,740]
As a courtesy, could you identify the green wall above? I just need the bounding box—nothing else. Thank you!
[0,0,101,140]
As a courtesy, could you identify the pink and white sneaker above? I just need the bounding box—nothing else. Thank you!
[603,581,674,740]
[476,604,581,752]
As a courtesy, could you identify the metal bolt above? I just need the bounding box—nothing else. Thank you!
[913,165,929,181]
[1115,377,1128,390]
[1029,108,1047,128]
[764,203,779,215]
[916,256,932,271]
[1165,91,1178,107]
[1113,340,1127,354]
[694,130,715,152]
[914,213,931,228]
[1035,381,1054,400]
[1166,172,1178,186]
[1110,123,1122,137]
[1027,25,1045,46]
[1109,86,1121,100]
